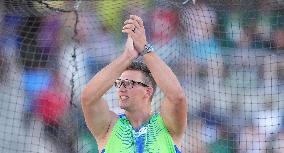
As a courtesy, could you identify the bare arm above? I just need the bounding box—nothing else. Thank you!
[123,15,187,138]
[144,52,187,136]
[81,37,138,139]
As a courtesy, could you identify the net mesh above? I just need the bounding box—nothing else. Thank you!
[0,0,284,152]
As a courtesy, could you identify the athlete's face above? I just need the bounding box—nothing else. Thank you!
[115,70,149,111]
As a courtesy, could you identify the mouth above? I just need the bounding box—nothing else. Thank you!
[120,95,129,101]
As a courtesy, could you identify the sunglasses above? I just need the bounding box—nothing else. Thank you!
[114,79,149,89]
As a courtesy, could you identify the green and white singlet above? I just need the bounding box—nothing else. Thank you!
[101,113,181,153]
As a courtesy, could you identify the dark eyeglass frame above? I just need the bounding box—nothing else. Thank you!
[114,79,149,89]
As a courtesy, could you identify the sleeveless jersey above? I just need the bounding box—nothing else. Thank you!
[102,113,181,153]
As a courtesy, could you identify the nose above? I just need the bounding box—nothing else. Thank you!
[118,84,127,92]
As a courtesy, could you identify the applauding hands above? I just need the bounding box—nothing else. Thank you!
[122,15,147,54]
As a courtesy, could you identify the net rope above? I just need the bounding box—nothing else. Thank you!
[0,0,284,152]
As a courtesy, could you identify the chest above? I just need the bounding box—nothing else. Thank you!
[104,115,176,153]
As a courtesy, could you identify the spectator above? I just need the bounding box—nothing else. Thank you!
[35,71,69,128]
[252,98,282,138]
[95,0,126,41]
[21,68,51,128]
[238,124,268,153]
[184,119,208,153]
[150,7,180,64]
[268,130,284,152]
[35,70,75,153]
[184,0,224,87]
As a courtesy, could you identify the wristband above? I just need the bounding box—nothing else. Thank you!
[140,43,154,56]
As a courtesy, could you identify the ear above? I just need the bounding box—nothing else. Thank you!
[145,86,154,99]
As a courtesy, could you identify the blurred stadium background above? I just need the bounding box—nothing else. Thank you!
[0,0,284,152]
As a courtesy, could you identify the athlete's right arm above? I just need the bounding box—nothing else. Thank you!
[81,36,138,139]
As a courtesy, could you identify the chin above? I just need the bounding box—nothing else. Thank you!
[119,101,127,110]
[119,105,125,109]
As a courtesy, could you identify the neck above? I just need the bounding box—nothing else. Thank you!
[125,108,152,129]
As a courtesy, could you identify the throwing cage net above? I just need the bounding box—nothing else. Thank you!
[0,0,284,152]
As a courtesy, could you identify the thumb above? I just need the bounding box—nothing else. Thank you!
[126,35,134,50]
[125,35,139,59]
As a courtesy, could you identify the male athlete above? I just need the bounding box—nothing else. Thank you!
[81,15,187,153]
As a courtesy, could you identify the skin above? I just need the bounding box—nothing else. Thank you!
[117,70,152,115]
[81,15,187,152]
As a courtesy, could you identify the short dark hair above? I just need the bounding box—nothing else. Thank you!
[126,62,157,100]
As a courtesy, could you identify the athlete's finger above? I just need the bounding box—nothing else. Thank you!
[124,19,140,29]
[123,24,136,31]
[130,15,143,27]
[122,28,135,36]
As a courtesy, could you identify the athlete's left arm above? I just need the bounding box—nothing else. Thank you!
[144,52,187,138]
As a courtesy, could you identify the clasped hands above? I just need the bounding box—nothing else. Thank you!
[122,15,147,58]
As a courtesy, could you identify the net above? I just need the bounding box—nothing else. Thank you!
[0,0,284,153]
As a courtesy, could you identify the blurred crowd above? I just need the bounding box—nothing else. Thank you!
[0,0,284,153]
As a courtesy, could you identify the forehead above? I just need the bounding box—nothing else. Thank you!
[120,70,144,81]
